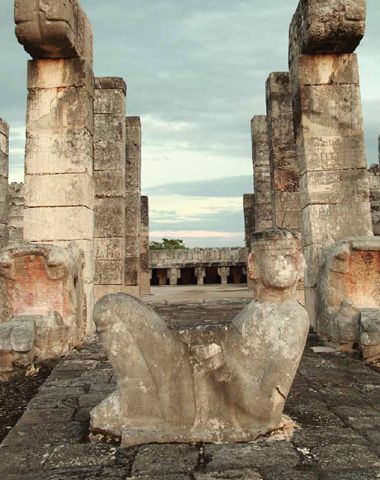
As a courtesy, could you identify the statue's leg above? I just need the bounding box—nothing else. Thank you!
[92,294,195,431]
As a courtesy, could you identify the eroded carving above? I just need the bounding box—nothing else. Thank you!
[91,228,309,446]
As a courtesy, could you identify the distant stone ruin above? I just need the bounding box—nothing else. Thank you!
[150,247,248,286]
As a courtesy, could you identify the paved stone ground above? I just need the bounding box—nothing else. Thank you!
[1,300,380,479]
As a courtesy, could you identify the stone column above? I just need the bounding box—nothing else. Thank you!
[266,72,301,231]
[94,77,127,301]
[0,120,9,248]
[157,269,167,286]
[368,165,380,236]
[195,267,206,286]
[289,0,372,325]
[251,116,273,231]
[218,267,230,285]
[8,183,24,244]
[140,196,150,295]
[15,0,95,332]
[243,194,255,249]
[167,268,181,286]
[125,117,141,292]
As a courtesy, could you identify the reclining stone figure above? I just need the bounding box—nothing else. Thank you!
[91,228,309,446]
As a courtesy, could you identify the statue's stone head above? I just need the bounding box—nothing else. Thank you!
[248,228,304,302]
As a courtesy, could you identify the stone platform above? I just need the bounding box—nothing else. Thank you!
[1,300,380,479]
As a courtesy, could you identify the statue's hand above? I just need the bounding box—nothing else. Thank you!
[191,343,225,372]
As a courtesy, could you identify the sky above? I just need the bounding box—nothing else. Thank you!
[1,0,380,248]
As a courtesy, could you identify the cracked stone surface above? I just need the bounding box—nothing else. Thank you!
[1,301,380,479]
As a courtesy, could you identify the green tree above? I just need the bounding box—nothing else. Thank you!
[149,238,188,250]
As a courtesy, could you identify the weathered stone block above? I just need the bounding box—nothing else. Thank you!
[95,238,124,261]
[26,88,94,134]
[94,77,126,93]
[295,53,360,86]
[289,0,366,64]
[302,203,372,247]
[360,308,380,363]
[15,0,93,63]
[25,173,93,208]
[25,128,93,175]
[300,169,369,208]
[298,84,364,140]
[24,206,94,241]
[95,260,123,285]
[125,235,140,258]
[27,58,94,92]
[94,170,125,198]
[94,114,124,144]
[95,90,126,115]
[124,257,140,286]
[94,198,124,238]
[94,141,125,171]
[296,133,367,176]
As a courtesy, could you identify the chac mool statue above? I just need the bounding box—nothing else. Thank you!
[91,228,309,446]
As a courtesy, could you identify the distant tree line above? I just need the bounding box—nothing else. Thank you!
[149,238,188,250]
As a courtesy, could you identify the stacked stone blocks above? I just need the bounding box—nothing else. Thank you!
[8,183,24,244]
[15,0,96,333]
[94,77,127,300]
[140,196,150,295]
[251,116,273,231]
[266,72,301,231]
[288,0,371,325]
[0,120,9,248]
[125,117,142,289]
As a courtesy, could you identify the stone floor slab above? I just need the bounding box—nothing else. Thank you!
[204,442,300,472]
[132,444,199,476]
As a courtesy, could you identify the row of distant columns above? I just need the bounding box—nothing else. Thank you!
[158,266,232,286]
[246,0,371,325]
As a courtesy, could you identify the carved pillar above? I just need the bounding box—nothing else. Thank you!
[289,0,371,325]
[167,268,181,286]
[0,119,9,248]
[266,73,301,230]
[94,77,127,301]
[15,0,95,332]
[125,117,141,291]
[195,267,206,286]
[251,116,273,231]
[140,196,150,295]
[218,267,230,285]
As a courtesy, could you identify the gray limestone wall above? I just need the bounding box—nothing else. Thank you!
[94,77,128,300]
[251,116,273,231]
[125,117,142,289]
[8,183,24,244]
[266,72,301,231]
[0,120,9,248]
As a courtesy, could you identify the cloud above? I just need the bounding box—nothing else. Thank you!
[146,175,253,197]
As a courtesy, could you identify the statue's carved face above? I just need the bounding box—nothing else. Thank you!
[248,248,301,290]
